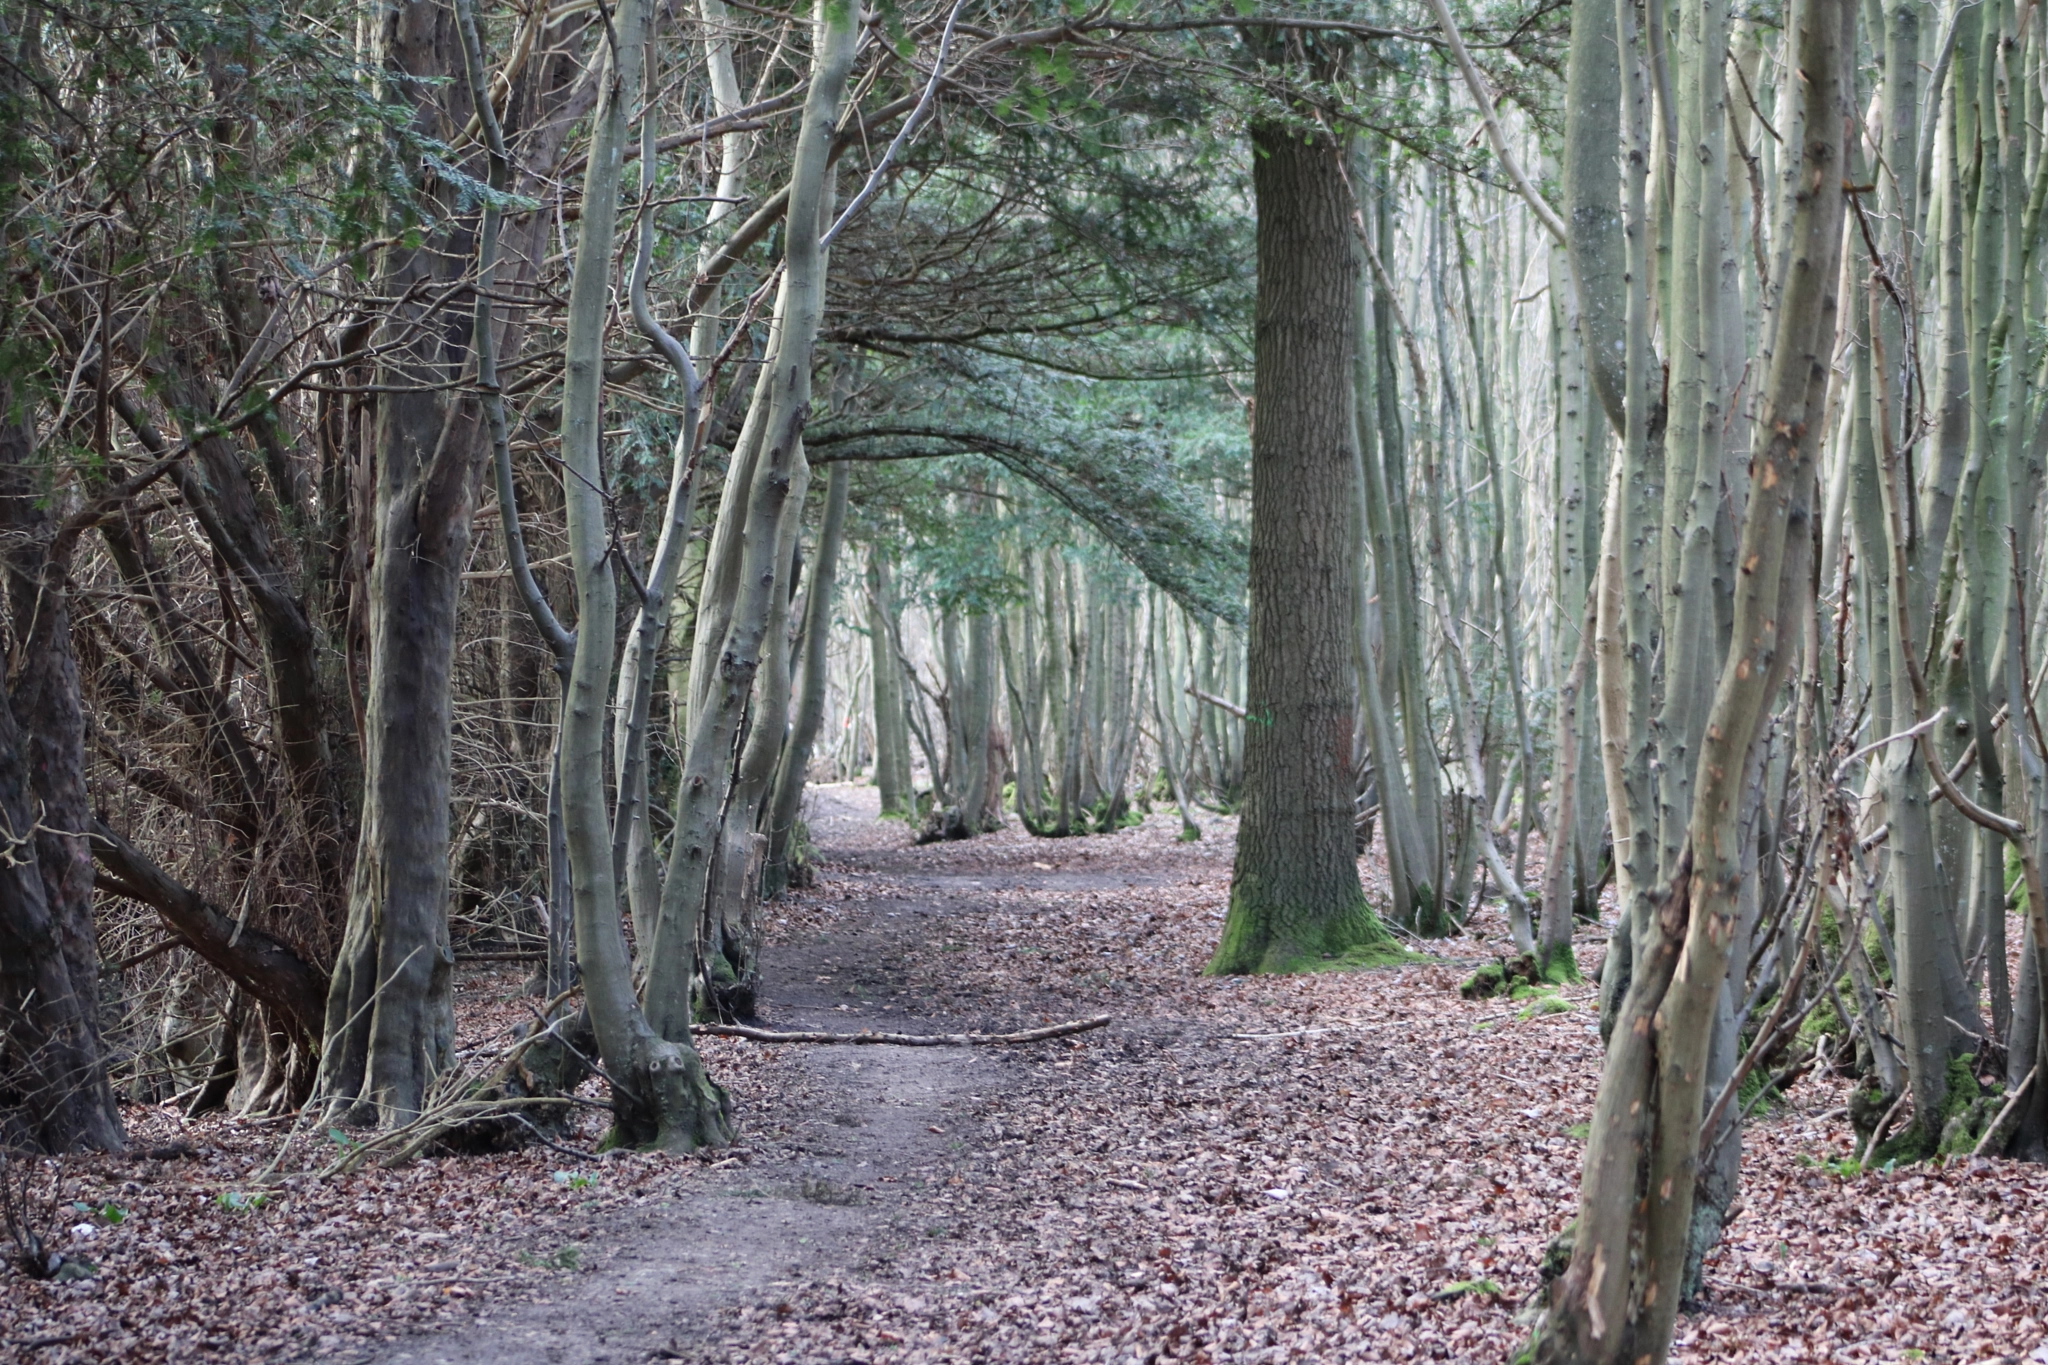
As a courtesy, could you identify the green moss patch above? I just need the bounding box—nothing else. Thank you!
[1315,940,1426,972]
[1462,952,1572,999]
[1205,883,1408,975]
[1538,942,1582,984]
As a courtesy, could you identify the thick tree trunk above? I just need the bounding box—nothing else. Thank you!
[0,681,120,1154]
[318,383,471,1124]
[316,0,501,1128]
[0,399,122,1154]
[1209,121,1389,975]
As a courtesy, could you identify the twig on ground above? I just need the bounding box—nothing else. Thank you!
[694,1015,1109,1046]
[1972,1065,2037,1159]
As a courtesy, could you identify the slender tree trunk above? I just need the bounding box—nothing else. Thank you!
[617,72,708,949]
[766,459,852,893]
[941,601,999,838]
[645,0,858,1042]
[868,553,915,816]
[1351,218,1427,928]
[1148,598,1203,841]
[555,0,729,1147]
[1360,137,1445,925]
[1534,1,1848,1353]
[1540,608,1598,978]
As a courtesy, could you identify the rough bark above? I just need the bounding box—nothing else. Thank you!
[317,0,501,1127]
[0,397,122,1154]
[1209,120,1388,975]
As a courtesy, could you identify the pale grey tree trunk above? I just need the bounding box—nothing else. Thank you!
[554,0,728,1147]
[1538,0,1849,1355]
[765,458,852,893]
[867,552,915,817]
[645,0,858,1040]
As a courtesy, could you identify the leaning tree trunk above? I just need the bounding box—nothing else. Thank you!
[1360,136,1445,930]
[700,449,811,1016]
[1532,0,1848,1353]
[643,0,858,1043]
[1208,118,1390,975]
[616,65,709,951]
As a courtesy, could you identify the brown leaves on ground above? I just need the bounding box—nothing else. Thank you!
[7,790,2047,1362]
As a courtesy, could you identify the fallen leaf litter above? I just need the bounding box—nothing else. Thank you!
[5,788,2045,1363]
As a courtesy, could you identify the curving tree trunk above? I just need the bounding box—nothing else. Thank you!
[551,0,730,1149]
[1532,0,1849,1351]
[645,0,859,1038]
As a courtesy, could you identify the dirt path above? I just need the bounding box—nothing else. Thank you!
[371,784,1179,1365]
[365,787,2048,1365]
[372,1041,978,1365]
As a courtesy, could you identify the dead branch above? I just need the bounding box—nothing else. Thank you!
[1183,685,1245,719]
[694,1015,1109,1046]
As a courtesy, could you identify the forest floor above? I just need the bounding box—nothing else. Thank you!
[8,787,2048,1364]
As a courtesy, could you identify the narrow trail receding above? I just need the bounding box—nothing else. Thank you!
[372,785,1102,1365]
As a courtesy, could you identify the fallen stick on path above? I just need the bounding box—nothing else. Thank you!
[694,1015,1110,1046]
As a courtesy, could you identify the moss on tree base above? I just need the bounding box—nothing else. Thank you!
[1538,942,1582,984]
[1204,887,1411,975]
[1462,950,1579,999]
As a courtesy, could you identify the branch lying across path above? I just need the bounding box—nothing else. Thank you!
[694,1016,1109,1047]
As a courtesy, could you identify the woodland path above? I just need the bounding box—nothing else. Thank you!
[363,789,2048,1365]
[369,783,1097,1365]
